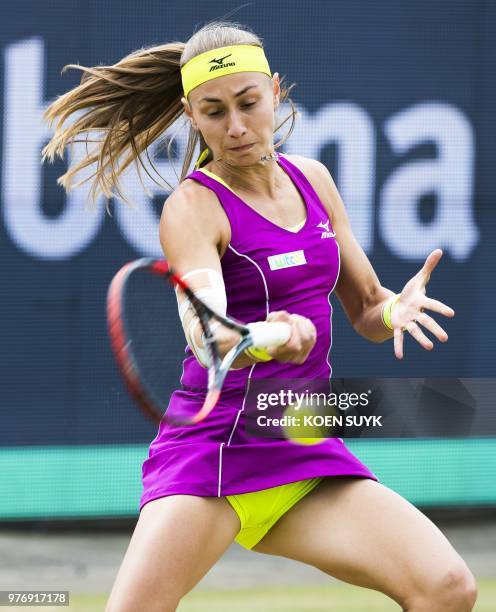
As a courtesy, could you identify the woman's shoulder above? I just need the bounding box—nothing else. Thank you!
[161,174,231,252]
[283,153,329,183]
[283,154,333,195]
[160,173,227,232]
[175,171,219,200]
[283,154,336,220]
[166,172,224,216]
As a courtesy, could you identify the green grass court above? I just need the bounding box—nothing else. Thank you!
[25,580,496,611]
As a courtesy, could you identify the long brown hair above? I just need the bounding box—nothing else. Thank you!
[41,20,298,211]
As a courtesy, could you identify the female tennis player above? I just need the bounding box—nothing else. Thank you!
[43,20,477,612]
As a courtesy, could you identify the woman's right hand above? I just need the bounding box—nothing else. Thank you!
[264,311,317,364]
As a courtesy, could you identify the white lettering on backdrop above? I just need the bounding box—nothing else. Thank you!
[1,38,479,261]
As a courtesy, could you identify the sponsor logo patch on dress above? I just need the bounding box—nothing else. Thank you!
[317,219,336,238]
[267,249,307,270]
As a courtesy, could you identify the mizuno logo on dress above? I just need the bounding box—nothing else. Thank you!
[208,54,235,72]
[267,249,307,271]
[317,219,335,239]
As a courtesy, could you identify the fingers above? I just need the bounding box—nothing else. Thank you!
[394,327,404,360]
[266,310,292,323]
[394,320,432,359]
[403,320,433,351]
[416,312,449,343]
[394,310,451,359]
[266,311,316,364]
[290,314,317,362]
[422,297,455,317]
[418,248,443,284]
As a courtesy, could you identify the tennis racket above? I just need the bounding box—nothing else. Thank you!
[107,257,291,426]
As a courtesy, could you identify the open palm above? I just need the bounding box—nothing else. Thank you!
[390,249,455,359]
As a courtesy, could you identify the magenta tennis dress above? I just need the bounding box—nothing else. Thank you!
[139,153,377,510]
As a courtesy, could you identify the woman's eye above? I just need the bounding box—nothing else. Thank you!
[207,102,256,117]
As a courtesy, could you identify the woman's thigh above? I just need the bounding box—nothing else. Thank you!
[105,494,240,612]
[252,477,476,610]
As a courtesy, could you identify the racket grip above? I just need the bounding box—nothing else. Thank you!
[247,321,291,348]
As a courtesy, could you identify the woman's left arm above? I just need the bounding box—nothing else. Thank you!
[297,156,455,359]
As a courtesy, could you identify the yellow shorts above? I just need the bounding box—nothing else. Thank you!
[226,477,324,550]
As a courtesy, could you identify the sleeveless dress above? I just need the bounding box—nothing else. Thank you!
[139,153,377,512]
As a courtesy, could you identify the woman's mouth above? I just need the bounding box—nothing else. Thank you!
[229,143,255,151]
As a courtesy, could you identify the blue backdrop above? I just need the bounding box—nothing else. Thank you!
[1,0,494,449]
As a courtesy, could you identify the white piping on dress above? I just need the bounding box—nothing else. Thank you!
[326,237,342,441]
[217,244,271,497]
[217,443,225,497]
[326,238,341,379]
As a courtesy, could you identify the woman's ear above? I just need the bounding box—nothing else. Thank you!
[181,96,196,128]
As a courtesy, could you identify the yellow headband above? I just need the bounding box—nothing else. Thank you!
[181,44,272,98]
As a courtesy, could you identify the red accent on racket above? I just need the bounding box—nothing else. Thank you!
[107,258,290,426]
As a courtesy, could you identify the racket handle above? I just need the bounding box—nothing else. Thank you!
[247,321,291,348]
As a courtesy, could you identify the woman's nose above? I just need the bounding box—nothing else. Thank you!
[227,112,247,137]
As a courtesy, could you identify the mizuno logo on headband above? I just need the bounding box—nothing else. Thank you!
[209,54,232,65]
[208,53,236,72]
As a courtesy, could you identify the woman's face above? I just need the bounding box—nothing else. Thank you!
[182,71,280,165]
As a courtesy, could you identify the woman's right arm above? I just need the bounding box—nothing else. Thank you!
[159,183,238,365]
[160,183,316,368]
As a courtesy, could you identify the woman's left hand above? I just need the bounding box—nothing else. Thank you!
[391,249,455,359]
